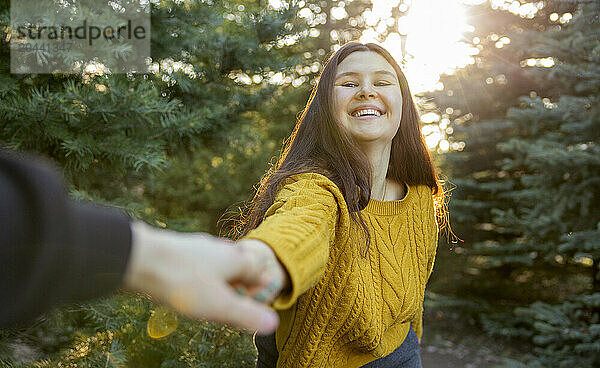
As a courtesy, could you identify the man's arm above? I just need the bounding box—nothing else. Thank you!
[0,150,132,328]
[0,150,279,334]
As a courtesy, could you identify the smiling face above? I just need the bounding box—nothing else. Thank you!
[333,51,403,145]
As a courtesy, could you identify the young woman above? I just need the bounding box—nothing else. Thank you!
[234,42,445,368]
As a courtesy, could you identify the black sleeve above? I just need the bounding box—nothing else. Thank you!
[0,150,132,328]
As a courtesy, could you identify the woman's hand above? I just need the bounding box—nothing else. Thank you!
[122,221,279,335]
[234,238,290,305]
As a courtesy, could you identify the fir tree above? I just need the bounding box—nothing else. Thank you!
[425,0,599,365]
[0,0,373,365]
[491,1,600,365]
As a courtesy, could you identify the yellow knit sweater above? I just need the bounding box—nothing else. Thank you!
[244,173,439,368]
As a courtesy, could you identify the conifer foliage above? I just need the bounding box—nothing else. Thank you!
[492,1,600,366]
[428,0,599,366]
[0,0,370,365]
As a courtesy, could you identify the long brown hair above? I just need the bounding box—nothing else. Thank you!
[232,42,445,255]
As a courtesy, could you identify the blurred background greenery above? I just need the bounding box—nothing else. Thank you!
[0,0,598,366]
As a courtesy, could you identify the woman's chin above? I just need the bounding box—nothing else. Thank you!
[341,118,395,144]
[351,131,391,144]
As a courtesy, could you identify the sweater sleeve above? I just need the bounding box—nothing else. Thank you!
[410,186,439,340]
[0,150,132,328]
[242,173,342,310]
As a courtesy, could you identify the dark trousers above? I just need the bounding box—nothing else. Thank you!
[254,331,279,368]
[255,325,422,368]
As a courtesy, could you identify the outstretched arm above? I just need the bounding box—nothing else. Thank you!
[0,150,132,327]
[241,173,342,310]
[123,221,279,334]
[0,150,278,334]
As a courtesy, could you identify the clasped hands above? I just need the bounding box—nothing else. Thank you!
[123,221,289,335]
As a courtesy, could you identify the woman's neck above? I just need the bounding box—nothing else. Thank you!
[359,140,392,200]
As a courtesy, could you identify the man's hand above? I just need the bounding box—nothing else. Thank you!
[234,238,290,305]
[123,221,279,335]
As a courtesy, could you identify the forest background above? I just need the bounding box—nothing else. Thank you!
[0,0,598,367]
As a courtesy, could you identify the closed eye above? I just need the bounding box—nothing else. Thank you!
[375,81,392,86]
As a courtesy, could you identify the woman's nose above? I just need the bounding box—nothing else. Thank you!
[357,84,377,98]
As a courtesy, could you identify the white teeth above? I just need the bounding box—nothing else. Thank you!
[351,108,382,117]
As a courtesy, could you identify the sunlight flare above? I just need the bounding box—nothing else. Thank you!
[361,0,480,93]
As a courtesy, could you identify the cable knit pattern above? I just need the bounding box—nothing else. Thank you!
[244,173,439,368]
